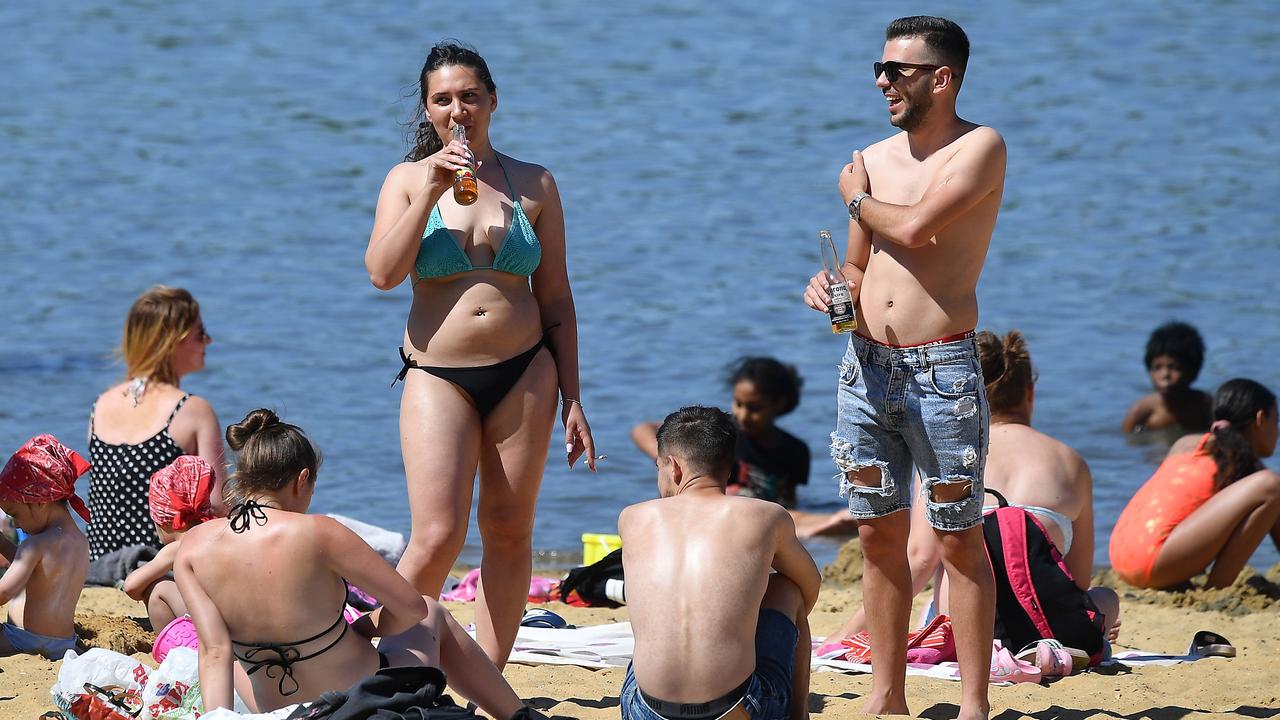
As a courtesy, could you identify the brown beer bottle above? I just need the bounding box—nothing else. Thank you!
[820,229,857,334]
[451,125,478,206]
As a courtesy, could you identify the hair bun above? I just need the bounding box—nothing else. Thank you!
[226,408,280,451]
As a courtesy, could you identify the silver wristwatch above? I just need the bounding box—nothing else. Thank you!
[847,192,870,222]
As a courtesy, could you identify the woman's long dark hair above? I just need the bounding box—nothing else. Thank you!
[405,41,496,162]
[1207,378,1276,490]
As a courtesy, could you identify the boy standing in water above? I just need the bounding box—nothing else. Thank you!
[620,406,820,720]
[0,435,91,658]
[803,16,1006,719]
[1123,321,1213,433]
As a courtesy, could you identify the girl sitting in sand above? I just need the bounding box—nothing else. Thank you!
[123,455,219,633]
[1110,378,1280,589]
[631,356,810,508]
[174,409,535,716]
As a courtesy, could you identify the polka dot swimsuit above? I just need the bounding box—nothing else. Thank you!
[86,394,189,561]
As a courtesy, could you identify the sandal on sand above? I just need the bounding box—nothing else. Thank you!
[1015,639,1090,678]
[1188,630,1236,658]
[990,643,1042,683]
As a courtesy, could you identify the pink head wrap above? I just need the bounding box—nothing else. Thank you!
[148,456,217,531]
[0,434,92,522]
[1210,419,1232,432]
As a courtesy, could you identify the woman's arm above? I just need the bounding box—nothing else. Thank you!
[530,169,597,470]
[1063,455,1095,590]
[365,141,473,291]
[174,533,235,711]
[182,397,228,515]
[123,541,180,601]
[317,516,427,638]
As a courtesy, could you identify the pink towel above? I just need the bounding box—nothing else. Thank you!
[439,568,557,603]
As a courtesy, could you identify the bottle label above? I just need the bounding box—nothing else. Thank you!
[455,166,475,182]
[828,282,854,325]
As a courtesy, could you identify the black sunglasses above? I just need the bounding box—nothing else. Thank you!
[874,61,941,83]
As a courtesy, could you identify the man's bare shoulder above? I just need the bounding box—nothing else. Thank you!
[862,133,904,160]
[957,124,1006,156]
[729,494,797,529]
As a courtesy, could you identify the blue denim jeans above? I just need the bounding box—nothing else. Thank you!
[620,609,796,720]
[830,332,988,531]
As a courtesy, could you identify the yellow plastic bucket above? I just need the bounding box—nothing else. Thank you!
[581,533,622,565]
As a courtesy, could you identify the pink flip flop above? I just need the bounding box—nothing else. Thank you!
[1016,639,1089,678]
[989,643,1042,683]
[153,615,200,663]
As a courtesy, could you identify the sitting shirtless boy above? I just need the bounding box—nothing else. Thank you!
[0,435,91,659]
[620,406,820,720]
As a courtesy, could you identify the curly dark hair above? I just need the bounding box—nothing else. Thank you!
[404,41,496,163]
[725,357,803,416]
[1144,321,1206,384]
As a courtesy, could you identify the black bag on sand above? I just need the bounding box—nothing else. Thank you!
[558,547,624,607]
[284,666,550,720]
[285,666,477,720]
[982,489,1106,663]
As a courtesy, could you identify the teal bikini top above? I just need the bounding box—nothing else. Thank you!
[415,154,542,280]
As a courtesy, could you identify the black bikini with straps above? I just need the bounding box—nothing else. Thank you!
[225,501,358,696]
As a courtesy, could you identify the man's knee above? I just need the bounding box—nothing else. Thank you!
[762,574,804,620]
[935,525,989,573]
[847,465,886,489]
[928,478,973,504]
[1088,587,1120,624]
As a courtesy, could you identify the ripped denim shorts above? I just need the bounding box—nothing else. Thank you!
[830,332,988,531]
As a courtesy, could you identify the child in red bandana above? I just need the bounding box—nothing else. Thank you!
[124,456,220,631]
[0,434,91,658]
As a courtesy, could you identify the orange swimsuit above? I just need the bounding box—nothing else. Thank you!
[1109,435,1217,586]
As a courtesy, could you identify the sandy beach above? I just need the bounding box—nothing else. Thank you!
[5,546,1278,719]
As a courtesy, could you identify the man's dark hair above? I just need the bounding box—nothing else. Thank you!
[886,16,969,87]
[1144,321,1206,383]
[655,406,737,481]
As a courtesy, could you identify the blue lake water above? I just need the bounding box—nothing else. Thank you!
[2,1,1277,570]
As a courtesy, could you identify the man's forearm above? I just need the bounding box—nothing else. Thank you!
[858,198,932,248]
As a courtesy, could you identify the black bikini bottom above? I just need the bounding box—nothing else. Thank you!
[393,339,546,420]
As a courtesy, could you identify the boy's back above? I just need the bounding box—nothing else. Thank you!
[5,514,88,639]
[619,406,819,720]
[622,494,797,701]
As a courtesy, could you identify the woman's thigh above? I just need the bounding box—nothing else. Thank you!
[1150,472,1274,583]
[400,372,483,530]
[476,349,558,533]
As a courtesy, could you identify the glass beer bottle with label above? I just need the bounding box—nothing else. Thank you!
[451,125,478,206]
[819,229,857,334]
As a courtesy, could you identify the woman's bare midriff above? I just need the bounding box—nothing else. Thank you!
[404,272,543,366]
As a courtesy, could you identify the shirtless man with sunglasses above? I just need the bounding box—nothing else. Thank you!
[803,16,1006,719]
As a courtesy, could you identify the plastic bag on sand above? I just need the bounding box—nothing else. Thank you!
[52,647,150,709]
[139,647,199,719]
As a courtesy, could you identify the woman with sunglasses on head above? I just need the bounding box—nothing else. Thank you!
[86,285,226,561]
[365,41,596,667]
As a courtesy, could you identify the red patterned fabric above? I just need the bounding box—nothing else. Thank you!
[0,434,92,521]
[148,456,216,531]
